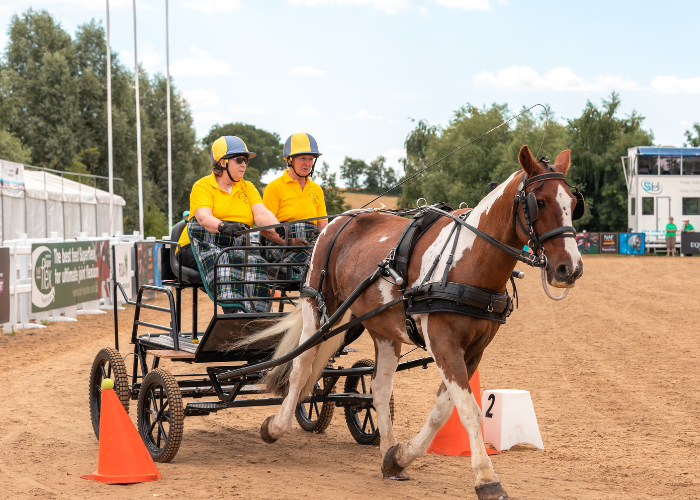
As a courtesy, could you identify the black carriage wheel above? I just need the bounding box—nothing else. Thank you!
[344,359,394,446]
[137,368,184,463]
[295,378,335,433]
[89,347,130,439]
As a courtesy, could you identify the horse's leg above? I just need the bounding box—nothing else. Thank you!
[381,381,454,475]
[368,335,405,478]
[261,297,319,442]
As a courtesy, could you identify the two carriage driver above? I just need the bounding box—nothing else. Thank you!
[176,134,327,313]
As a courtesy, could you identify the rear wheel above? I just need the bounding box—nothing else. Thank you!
[344,358,394,446]
[295,377,335,433]
[89,347,130,439]
[137,368,184,463]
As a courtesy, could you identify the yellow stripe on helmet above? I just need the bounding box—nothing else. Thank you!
[211,137,229,162]
[289,133,312,157]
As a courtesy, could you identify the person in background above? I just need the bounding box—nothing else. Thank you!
[665,216,678,257]
[182,210,190,222]
[681,218,695,257]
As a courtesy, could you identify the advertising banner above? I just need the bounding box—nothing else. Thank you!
[31,240,110,313]
[600,233,619,254]
[0,160,25,190]
[113,243,133,300]
[136,242,155,289]
[681,232,700,255]
[0,247,10,324]
[154,243,162,287]
[575,232,600,254]
[619,233,645,255]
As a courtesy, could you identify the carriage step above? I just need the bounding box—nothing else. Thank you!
[188,402,228,410]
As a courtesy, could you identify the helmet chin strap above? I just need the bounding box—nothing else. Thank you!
[223,159,239,183]
[288,157,317,178]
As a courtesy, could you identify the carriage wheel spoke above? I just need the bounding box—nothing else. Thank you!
[362,410,370,432]
[360,376,367,394]
[313,402,320,418]
[367,410,376,433]
[157,420,167,448]
[100,365,107,380]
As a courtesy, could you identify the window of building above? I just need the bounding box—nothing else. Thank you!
[631,198,636,216]
[659,156,681,175]
[637,156,657,175]
[642,197,654,215]
[683,156,700,175]
[682,198,700,215]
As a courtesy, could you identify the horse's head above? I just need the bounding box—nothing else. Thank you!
[516,145,583,288]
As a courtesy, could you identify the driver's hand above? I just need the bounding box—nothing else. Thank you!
[288,238,312,247]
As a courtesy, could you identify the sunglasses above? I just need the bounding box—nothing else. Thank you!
[227,156,249,166]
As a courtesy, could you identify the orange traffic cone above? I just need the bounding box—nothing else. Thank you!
[82,380,162,484]
[427,370,500,457]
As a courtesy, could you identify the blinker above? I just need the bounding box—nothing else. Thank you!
[526,192,538,222]
[572,190,585,220]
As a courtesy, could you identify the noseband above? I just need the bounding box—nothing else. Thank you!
[512,157,584,257]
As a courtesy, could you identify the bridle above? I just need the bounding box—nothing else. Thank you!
[512,156,584,257]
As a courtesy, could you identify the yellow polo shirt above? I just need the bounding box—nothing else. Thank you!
[178,173,263,248]
[263,170,327,224]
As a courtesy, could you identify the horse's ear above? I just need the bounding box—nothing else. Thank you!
[518,145,539,176]
[553,149,571,175]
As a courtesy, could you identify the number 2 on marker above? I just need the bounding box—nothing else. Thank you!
[485,393,495,418]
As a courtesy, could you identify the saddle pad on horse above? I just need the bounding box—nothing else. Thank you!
[187,219,272,313]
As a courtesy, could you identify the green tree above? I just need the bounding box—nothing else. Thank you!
[201,123,284,176]
[684,123,700,147]
[339,156,367,189]
[318,161,349,214]
[364,155,398,193]
[566,92,653,231]
[0,130,32,163]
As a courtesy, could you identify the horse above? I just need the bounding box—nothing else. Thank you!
[246,145,583,499]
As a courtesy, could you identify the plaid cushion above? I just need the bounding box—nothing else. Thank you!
[187,219,272,313]
[263,222,318,280]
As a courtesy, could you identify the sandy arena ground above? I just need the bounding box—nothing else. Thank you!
[1,255,699,499]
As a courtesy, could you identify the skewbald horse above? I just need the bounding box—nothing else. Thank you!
[248,146,583,499]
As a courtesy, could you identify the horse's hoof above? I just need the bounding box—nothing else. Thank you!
[381,466,410,481]
[475,481,511,500]
[382,444,407,478]
[260,416,278,444]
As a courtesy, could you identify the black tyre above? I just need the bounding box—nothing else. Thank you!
[89,347,130,439]
[295,378,335,433]
[344,358,394,446]
[137,368,184,463]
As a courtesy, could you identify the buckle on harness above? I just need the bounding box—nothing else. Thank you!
[486,294,496,313]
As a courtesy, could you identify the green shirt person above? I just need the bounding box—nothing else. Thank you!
[665,217,677,256]
[682,218,695,232]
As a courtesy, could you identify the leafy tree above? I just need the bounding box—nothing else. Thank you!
[364,155,398,193]
[684,123,700,147]
[566,92,653,231]
[201,123,284,176]
[0,130,31,163]
[317,161,349,214]
[339,156,367,189]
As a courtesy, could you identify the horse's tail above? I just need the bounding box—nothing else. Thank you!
[229,303,347,399]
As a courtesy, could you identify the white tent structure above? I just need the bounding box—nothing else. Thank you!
[1,160,125,241]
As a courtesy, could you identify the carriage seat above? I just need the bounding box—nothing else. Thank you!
[169,221,202,284]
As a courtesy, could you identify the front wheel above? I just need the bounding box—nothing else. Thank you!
[89,347,130,439]
[137,368,184,463]
[344,359,394,446]
[295,378,335,433]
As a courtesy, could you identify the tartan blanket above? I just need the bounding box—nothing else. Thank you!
[187,219,272,313]
[263,222,318,280]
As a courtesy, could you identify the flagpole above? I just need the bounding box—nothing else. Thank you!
[165,0,173,230]
[106,0,114,236]
[133,0,144,236]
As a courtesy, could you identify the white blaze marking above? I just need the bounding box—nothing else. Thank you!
[379,236,389,242]
[556,184,582,267]
[377,279,396,304]
[412,171,519,287]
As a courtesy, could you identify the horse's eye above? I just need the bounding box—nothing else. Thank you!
[537,200,546,208]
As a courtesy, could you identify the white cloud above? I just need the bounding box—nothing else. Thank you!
[347,109,382,120]
[182,88,219,109]
[651,75,700,95]
[299,106,319,115]
[289,0,409,14]
[192,111,228,131]
[383,147,405,172]
[417,6,430,17]
[181,0,242,13]
[0,0,150,13]
[231,107,266,115]
[122,43,164,74]
[170,46,231,77]
[429,0,492,11]
[681,120,691,127]
[290,65,327,77]
[475,66,640,92]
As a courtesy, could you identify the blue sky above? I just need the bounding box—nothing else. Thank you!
[1,0,699,183]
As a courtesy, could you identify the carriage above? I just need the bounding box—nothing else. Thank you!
[88,219,434,463]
